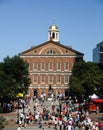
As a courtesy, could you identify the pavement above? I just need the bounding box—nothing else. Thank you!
[0,99,55,130]
[3,125,56,130]
[0,99,103,130]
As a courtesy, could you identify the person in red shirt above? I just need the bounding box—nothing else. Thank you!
[99,121,103,130]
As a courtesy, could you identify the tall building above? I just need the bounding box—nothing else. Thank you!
[93,41,103,64]
[19,24,84,98]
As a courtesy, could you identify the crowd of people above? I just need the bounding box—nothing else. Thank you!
[17,95,103,130]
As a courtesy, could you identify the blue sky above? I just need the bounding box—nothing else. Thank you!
[0,0,103,62]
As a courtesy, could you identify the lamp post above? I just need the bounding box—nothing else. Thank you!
[17,96,20,124]
[17,93,24,124]
[23,102,25,114]
[59,97,62,130]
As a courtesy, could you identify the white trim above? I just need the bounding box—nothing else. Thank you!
[56,75,61,84]
[48,62,53,71]
[39,45,63,54]
[41,74,45,84]
[64,62,69,71]
[33,62,38,71]
[20,55,83,58]
[57,62,61,71]
[29,86,68,89]
[30,72,72,75]
[33,74,38,84]
[41,62,45,71]
[48,74,53,84]
[64,75,69,84]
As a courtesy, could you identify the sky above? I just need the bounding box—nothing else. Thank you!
[0,0,103,62]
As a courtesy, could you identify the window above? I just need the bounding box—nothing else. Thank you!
[46,50,56,55]
[52,32,55,38]
[49,62,53,71]
[100,46,103,52]
[64,75,69,84]
[34,74,37,83]
[49,75,53,84]
[34,50,37,54]
[34,62,38,71]
[65,62,69,71]
[41,62,45,71]
[56,33,58,39]
[56,75,61,84]
[57,62,61,71]
[41,75,45,84]
[66,50,68,53]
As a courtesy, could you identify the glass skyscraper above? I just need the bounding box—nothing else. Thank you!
[93,41,103,64]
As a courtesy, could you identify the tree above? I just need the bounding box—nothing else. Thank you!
[82,62,103,97]
[69,60,103,101]
[69,61,86,100]
[69,76,85,100]
[0,55,30,99]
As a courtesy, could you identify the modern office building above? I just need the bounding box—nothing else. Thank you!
[93,41,103,64]
[19,24,84,98]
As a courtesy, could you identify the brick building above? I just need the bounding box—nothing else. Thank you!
[19,24,84,98]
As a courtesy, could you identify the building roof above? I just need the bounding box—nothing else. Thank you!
[49,24,59,31]
[19,40,84,56]
[97,41,103,47]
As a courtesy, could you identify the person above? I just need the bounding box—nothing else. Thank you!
[20,112,24,123]
[39,118,42,128]
[67,123,72,130]
[29,114,33,124]
[48,117,52,128]
[26,114,29,124]
[24,116,27,128]
[54,118,58,130]
[99,120,103,130]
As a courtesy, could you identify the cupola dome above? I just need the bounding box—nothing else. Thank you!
[48,24,59,42]
[49,24,59,31]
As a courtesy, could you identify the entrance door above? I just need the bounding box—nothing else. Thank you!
[65,89,69,98]
[34,90,37,97]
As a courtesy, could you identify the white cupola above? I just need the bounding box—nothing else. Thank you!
[48,24,59,42]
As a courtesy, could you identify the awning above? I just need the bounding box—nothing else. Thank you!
[90,93,99,99]
[93,99,103,103]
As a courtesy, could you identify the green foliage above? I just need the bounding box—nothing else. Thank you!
[0,55,30,99]
[69,61,103,101]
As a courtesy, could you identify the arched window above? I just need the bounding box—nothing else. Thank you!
[46,50,56,55]
[52,32,55,38]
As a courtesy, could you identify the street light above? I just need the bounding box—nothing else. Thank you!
[59,97,62,130]
[17,93,24,124]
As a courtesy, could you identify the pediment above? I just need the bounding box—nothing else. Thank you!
[19,41,84,56]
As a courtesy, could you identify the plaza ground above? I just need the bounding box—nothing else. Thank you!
[0,100,103,130]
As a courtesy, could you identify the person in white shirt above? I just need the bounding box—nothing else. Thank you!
[20,112,24,123]
[67,123,72,130]
[54,118,58,130]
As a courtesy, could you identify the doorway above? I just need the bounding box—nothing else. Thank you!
[34,89,37,98]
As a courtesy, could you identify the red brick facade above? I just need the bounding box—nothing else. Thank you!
[19,25,84,98]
